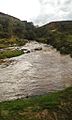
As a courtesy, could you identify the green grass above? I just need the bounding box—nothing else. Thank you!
[0,49,24,59]
[0,37,28,59]
[0,37,28,48]
[0,87,72,120]
[37,31,72,57]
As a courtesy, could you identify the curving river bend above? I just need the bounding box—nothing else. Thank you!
[0,41,72,101]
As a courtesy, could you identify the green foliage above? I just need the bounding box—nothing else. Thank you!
[46,32,72,55]
[36,22,72,57]
[0,44,6,49]
[0,12,37,40]
[0,87,72,120]
[0,38,27,48]
[0,49,24,59]
[0,12,72,57]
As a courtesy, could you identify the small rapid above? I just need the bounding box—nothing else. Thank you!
[0,41,72,101]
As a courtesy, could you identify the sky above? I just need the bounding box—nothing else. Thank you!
[0,0,72,26]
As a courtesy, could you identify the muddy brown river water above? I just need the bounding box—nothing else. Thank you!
[0,41,72,101]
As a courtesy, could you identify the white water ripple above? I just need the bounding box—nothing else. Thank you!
[0,41,72,101]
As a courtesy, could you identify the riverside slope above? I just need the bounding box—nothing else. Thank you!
[0,41,72,101]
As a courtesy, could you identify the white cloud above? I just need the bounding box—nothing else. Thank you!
[34,0,72,26]
[0,0,72,25]
[0,0,40,21]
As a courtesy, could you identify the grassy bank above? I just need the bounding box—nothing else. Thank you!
[47,32,72,56]
[36,32,72,57]
[0,37,28,59]
[0,49,24,59]
[0,87,72,120]
[0,37,28,49]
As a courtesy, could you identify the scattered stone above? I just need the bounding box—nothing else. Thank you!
[26,50,30,53]
[34,47,42,51]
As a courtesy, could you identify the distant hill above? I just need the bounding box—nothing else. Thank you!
[36,21,72,56]
[44,21,72,32]
[0,12,72,39]
[36,21,72,38]
[0,12,36,39]
[0,12,72,56]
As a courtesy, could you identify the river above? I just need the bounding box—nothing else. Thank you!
[0,41,72,101]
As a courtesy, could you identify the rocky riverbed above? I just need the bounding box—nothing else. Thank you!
[0,41,72,101]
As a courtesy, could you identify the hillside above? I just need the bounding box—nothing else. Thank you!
[0,12,36,39]
[0,12,72,57]
[36,21,72,56]
[43,21,72,33]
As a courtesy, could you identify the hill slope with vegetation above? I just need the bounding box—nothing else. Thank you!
[36,21,72,56]
[0,12,36,58]
[0,12,36,40]
[0,12,37,48]
[0,12,72,58]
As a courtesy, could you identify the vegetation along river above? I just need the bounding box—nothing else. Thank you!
[0,41,72,101]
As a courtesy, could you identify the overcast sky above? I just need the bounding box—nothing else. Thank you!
[0,0,72,26]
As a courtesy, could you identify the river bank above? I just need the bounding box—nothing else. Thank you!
[0,87,72,120]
